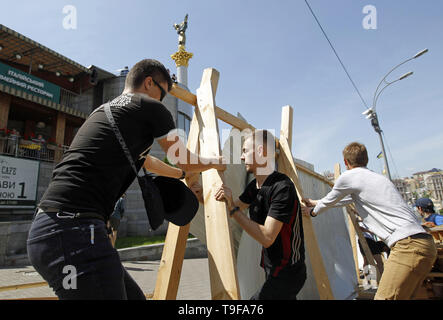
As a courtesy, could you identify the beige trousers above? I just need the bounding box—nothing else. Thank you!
[374,233,437,300]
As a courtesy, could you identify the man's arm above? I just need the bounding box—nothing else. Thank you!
[157,132,226,173]
[144,155,183,179]
[232,211,283,248]
[214,184,283,249]
[144,154,205,201]
[301,176,354,217]
[434,214,443,226]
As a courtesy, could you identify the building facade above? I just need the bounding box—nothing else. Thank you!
[424,173,443,203]
[410,168,443,211]
[0,24,194,237]
[393,178,414,206]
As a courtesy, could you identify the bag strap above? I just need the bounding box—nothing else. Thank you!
[103,103,140,176]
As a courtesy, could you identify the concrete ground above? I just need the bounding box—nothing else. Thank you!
[0,258,211,300]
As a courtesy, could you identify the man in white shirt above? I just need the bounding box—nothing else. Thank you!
[302,142,437,300]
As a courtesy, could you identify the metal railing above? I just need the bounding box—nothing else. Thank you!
[60,88,79,109]
[0,136,69,162]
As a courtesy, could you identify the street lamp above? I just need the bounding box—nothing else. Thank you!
[363,49,428,181]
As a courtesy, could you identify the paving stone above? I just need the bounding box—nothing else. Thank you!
[0,258,211,300]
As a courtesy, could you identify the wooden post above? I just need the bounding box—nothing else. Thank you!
[280,106,293,148]
[0,281,47,292]
[153,107,202,300]
[169,84,254,131]
[0,93,11,153]
[334,163,381,282]
[54,112,66,162]
[277,106,334,300]
[197,68,240,300]
[0,93,11,130]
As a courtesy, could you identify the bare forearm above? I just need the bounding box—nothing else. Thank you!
[158,135,225,173]
[232,211,274,248]
[175,153,221,173]
[144,155,182,179]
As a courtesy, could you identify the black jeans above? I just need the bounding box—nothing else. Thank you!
[27,211,145,300]
[250,263,307,300]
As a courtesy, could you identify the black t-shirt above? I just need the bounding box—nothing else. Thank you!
[39,93,175,219]
[239,171,305,276]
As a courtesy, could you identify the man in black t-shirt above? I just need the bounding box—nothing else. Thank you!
[215,130,306,300]
[27,59,225,300]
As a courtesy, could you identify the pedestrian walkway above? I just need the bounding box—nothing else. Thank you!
[0,258,211,300]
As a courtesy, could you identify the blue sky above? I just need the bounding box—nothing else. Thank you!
[1,0,442,178]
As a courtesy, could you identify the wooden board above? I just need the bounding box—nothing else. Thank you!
[278,136,334,300]
[152,223,191,300]
[170,83,254,131]
[197,68,240,300]
[277,107,334,300]
[0,281,47,292]
[153,96,203,300]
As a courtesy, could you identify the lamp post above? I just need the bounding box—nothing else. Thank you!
[363,49,428,181]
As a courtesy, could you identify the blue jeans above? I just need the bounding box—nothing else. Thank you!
[27,211,145,300]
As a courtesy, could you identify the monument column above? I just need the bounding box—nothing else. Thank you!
[171,14,193,87]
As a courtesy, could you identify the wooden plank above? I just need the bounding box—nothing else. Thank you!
[54,112,66,162]
[280,106,293,148]
[170,84,254,131]
[152,223,190,300]
[0,281,48,292]
[6,297,59,300]
[277,109,334,300]
[197,68,240,300]
[347,207,381,279]
[427,272,443,278]
[152,106,202,300]
[278,137,334,299]
[0,92,11,129]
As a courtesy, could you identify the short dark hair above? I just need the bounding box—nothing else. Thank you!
[244,129,276,151]
[124,59,172,91]
[343,142,368,167]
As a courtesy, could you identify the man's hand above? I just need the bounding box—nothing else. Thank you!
[189,182,204,203]
[301,206,315,217]
[302,198,317,207]
[214,184,234,209]
[423,221,436,228]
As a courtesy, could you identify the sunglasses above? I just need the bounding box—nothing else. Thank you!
[152,78,167,102]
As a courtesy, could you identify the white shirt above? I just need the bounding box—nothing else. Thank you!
[314,167,426,247]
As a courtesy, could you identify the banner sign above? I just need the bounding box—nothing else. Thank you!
[0,61,61,103]
[0,156,39,208]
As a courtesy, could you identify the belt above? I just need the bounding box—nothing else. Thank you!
[36,207,105,222]
[406,233,432,240]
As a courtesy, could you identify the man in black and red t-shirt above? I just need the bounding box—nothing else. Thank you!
[215,130,306,300]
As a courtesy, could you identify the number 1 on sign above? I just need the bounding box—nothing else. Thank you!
[18,182,26,199]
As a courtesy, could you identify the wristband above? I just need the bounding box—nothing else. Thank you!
[310,208,317,218]
[229,206,240,217]
[179,169,186,180]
